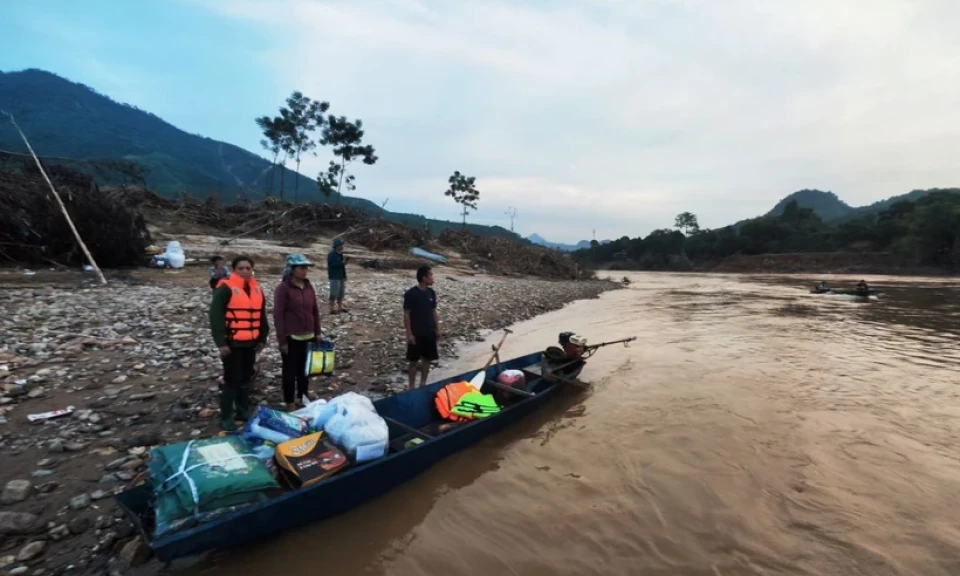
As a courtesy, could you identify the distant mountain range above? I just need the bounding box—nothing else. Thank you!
[762,187,960,223]
[0,68,519,240]
[527,234,591,251]
[522,187,960,250]
[527,234,612,252]
[5,70,952,247]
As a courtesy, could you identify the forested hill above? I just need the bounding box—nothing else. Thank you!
[0,68,521,240]
[576,191,960,271]
[761,188,960,223]
[765,189,852,221]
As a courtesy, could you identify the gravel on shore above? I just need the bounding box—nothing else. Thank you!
[0,267,619,575]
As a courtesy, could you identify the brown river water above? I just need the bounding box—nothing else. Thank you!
[184,273,960,576]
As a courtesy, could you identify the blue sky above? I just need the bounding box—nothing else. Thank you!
[3,0,960,242]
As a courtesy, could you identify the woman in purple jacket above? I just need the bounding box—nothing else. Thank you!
[273,253,323,411]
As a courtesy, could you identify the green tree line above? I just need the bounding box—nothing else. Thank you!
[575,190,960,270]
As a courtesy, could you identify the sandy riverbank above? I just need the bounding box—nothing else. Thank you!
[0,265,618,575]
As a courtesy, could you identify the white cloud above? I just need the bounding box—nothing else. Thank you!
[196,0,960,242]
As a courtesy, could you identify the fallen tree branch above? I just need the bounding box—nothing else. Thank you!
[219,207,295,246]
[2,112,108,285]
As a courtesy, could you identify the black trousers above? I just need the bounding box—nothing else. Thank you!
[220,345,257,424]
[281,337,311,404]
[222,346,257,389]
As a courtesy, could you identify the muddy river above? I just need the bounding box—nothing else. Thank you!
[186,273,960,576]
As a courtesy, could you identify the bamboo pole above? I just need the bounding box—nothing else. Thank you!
[2,111,108,285]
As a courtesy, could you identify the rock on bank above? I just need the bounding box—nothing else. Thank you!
[0,267,618,576]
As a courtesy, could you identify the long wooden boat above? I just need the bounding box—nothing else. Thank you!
[829,289,880,297]
[810,288,881,300]
[115,350,586,563]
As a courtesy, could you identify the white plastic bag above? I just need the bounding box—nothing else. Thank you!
[291,399,329,432]
[313,391,375,433]
[312,403,338,431]
[323,405,388,463]
[164,241,186,269]
[165,240,184,255]
[328,391,375,414]
[250,442,277,462]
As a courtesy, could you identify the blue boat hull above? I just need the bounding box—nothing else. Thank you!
[115,351,585,563]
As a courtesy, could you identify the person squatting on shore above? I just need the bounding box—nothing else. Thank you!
[328,237,349,314]
[209,255,269,431]
[274,253,323,412]
[404,265,442,390]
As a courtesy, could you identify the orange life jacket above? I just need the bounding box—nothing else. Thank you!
[435,381,477,422]
[218,274,264,342]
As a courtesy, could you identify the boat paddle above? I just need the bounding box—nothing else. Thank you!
[468,329,512,390]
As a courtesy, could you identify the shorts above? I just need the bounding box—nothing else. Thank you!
[329,279,346,301]
[406,334,439,363]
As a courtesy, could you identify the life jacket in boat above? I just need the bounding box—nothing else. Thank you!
[217,274,264,342]
[435,381,477,422]
[451,390,501,419]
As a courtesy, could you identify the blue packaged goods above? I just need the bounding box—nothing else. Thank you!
[148,436,279,537]
[255,406,309,440]
[240,416,294,445]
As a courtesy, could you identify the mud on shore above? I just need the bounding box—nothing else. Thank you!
[0,266,619,576]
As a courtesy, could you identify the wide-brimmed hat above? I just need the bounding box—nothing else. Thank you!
[285,253,314,267]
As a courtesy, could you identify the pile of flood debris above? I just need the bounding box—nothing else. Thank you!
[108,188,431,252]
[0,160,584,279]
[346,220,430,252]
[437,229,582,279]
[0,165,150,268]
[140,196,583,278]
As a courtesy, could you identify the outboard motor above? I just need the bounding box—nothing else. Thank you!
[558,331,587,359]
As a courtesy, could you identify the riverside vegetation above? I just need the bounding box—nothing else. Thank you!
[576,190,960,273]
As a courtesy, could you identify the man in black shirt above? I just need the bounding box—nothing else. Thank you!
[403,266,442,389]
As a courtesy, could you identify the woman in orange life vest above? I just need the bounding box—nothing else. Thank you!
[209,255,270,432]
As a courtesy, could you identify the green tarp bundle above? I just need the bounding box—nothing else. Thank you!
[149,435,279,537]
